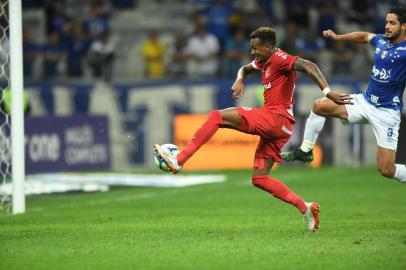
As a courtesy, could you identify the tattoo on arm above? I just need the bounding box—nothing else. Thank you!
[292,58,307,72]
[244,63,256,74]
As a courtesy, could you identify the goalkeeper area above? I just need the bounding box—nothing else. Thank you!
[1,167,405,270]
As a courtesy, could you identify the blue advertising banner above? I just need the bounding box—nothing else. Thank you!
[25,115,110,173]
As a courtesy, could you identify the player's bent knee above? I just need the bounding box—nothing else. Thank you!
[378,165,396,178]
[312,98,326,115]
[252,175,268,189]
[208,110,223,124]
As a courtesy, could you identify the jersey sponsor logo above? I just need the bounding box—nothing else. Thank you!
[395,46,406,51]
[371,65,391,82]
[281,125,293,135]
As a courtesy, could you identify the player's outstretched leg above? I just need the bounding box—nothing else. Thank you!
[304,202,320,232]
[281,147,314,162]
[252,175,320,232]
[282,110,326,162]
[394,164,406,183]
[153,144,182,174]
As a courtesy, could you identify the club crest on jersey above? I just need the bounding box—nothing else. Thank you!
[381,50,388,59]
[264,82,272,90]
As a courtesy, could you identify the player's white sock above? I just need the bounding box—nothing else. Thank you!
[300,111,326,153]
[394,164,406,183]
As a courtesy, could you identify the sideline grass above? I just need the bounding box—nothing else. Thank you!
[1,167,406,270]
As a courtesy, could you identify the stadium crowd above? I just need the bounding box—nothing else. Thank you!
[17,0,404,82]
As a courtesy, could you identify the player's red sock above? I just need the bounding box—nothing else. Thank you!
[177,110,224,166]
[252,175,307,213]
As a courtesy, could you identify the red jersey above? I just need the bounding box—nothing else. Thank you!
[252,48,298,121]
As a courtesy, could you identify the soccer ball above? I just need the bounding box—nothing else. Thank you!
[154,144,180,172]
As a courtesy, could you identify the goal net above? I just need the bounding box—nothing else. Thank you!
[0,1,11,212]
[0,0,25,214]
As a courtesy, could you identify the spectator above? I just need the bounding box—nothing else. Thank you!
[45,0,70,36]
[84,3,109,40]
[65,22,91,77]
[22,29,39,80]
[201,0,235,53]
[296,31,324,65]
[185,23,220,78]
[188,0,212,15]
[228,8,249,36]
[347,0,374,26]
[246,2,272,33]
[90,0,113,20]
[373,1,393,33]
[255,0,274,18]
[112,0,136,9]
[88,31,115,81]
[42,32,67,79]
[351,43,373,80]
[317,0,338,49]
[22,0,43,8]
[224,29,249,77]
[284,0,309,28]
[279,20,300,56]
[141,31,166,79]
[330,42,353,76]
[168,35,188,79]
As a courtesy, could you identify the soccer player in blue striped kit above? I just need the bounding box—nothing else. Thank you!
[283,6,406,183]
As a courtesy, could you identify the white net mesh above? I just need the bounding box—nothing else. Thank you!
[0,1,11,212]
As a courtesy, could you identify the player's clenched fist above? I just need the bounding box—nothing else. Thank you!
[323,29,338,40]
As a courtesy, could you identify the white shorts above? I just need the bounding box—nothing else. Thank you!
[344,94,401,150]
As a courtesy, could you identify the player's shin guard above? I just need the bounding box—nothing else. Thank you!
[394,164,406,183]
[177,110,224,166]
[300,111,326,152]
[252,175,307,213]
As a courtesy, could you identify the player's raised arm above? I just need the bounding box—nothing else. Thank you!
[231,63,256,100]
[292,58,353,105]
[323,29,376,43]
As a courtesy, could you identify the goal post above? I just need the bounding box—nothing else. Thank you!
[9,0,25,214]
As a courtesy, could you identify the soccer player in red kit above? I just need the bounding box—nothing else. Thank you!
[154,27,353,232]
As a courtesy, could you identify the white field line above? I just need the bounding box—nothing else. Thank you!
[29,187,206,212]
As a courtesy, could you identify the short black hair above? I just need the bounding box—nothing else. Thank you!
[389,5,406,24]
[250,27,276,47]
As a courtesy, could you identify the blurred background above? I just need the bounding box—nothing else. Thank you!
[19,0,399,82]
[1,0,405,174]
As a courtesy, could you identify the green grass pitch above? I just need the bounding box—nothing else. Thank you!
[1,167,406,270]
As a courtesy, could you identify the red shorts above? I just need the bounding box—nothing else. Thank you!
[236,106,294,164]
